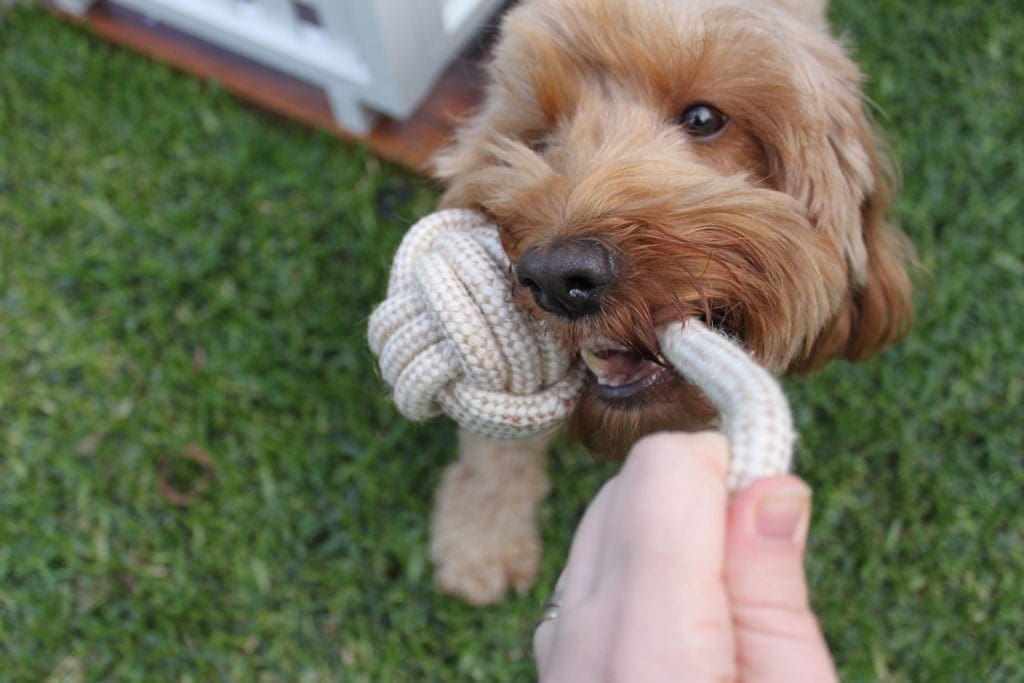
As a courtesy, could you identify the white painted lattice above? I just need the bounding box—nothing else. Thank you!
[55,0,507,133]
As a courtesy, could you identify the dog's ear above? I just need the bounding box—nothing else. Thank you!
[765,36,914,371]
[798,200,914,371]
[432,110,489,208]
[432,2,527,206]
[433,0,568,208]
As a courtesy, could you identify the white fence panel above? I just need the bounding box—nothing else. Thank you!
[55,0,507,133]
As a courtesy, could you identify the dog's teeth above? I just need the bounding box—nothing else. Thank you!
[580,348,610,379]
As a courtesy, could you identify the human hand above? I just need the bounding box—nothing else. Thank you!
[533,432,836,682]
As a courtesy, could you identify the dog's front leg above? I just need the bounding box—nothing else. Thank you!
[430,427,554,605]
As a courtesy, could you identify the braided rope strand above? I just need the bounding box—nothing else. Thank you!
[656,321,794,490]
[369,210,795,487]
[368,210,584,438]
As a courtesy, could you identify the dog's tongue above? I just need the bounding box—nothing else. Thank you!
[580,348,654,387]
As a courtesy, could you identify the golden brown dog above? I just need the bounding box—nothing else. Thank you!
[427,0,913,604]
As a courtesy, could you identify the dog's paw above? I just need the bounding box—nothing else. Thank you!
[432,534,541,606]
[430,455,546,604]
[429,430,551,605]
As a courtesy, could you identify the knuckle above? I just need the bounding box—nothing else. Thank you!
[731,599,823,642]
[628,431,728,479]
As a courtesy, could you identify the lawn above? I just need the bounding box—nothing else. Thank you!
[1,1,1022,680]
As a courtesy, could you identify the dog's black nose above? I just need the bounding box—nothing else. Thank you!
[514,239,616,318]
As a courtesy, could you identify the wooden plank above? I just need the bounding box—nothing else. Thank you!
[46,1,492,173]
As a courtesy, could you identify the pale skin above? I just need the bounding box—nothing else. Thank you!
[534,432,837,682]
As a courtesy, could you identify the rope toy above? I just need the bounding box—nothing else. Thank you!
[367,209,585,439]
[369,209,794,490]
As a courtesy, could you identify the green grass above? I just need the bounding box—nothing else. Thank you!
[0,2,1021,680]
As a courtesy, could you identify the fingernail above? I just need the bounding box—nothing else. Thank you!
[756,483,811,544]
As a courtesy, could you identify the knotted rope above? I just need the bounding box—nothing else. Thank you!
[367,209,585,439]
[369,209,794,490]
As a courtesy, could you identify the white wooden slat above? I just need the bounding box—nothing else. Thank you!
[57,0,506,133]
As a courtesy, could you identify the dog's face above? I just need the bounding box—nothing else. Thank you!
[436,0,913,456]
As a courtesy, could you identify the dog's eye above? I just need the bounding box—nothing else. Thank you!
[677,104,729,138]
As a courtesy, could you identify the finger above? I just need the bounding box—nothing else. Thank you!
[590,431,736,681]
[537,431,737,682]
[608,431,730,574]
[726,475,837,683]
[541,431,727,614]
[553,475,619,602]
[533,477,616,669]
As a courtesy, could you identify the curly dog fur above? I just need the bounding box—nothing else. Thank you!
[428,0,913,604]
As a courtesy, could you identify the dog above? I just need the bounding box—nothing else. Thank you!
[425,0,913,605]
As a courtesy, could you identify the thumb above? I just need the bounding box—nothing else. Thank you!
[725,476,837,683]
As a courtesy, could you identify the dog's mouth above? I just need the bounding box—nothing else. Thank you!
[579,342,674,404]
